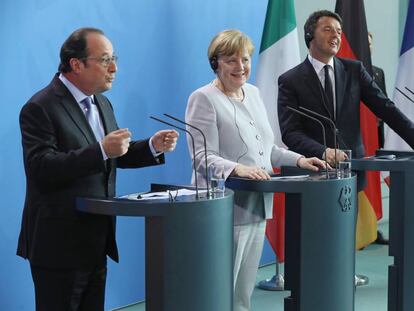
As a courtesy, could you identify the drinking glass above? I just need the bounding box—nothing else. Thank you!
[209,163,225,193]
[338,149,352,178]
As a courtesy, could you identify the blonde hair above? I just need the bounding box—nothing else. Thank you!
[207,29,254,60]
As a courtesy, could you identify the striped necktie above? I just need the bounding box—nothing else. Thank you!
[81,96,104,141]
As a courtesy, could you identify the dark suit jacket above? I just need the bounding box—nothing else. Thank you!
[17,74,164,269]
[372,65,387,147]
[278,57,414,188]
[372,65,387,96]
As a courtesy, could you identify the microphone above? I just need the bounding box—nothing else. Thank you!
[150,116,200,199]
[404,86,414,97]
[285,106,329,178]
[395,87,414,102]
[163,113,210,197]
[298,106,338,177]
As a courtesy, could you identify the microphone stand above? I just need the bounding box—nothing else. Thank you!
[150,116,200,199]
[395,87,414,102]
[163,113,211,197]
[286,106,329,179]
[298,106,338,177]
[404,86,414,97]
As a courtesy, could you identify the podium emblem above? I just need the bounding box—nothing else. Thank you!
[338,186,352,212]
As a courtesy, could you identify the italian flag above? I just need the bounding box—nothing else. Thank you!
[256,0,300,263]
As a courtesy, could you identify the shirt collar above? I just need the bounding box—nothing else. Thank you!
[307,54,335,74]
[58,73,92,103]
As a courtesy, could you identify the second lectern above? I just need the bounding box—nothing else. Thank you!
[226,172,357,311]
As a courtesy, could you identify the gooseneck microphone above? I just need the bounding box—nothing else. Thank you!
[395,87,413,102]
[163,113,210,197]
[298,106,338,177]
[395,86,414,104]
[285,106,329,178]
[150,116,200,199]
[404,86,414,97]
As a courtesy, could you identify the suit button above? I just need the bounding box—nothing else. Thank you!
[259,151,264,156]
[250,120,255,126]
[261,166,266,170]
[256,134,261,140]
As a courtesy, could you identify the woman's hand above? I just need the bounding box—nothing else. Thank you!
[231,164,271,180]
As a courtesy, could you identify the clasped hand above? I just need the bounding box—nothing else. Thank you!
[151,130,179,153]
[102,128,131,158]
[102,128,179,159]
[324,148,349,167]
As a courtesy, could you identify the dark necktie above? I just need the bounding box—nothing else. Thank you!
[81,96,104,141]
[324,65,335,120]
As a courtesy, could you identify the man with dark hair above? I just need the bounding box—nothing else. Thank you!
[278,9,414,285]
[58,27,104,73]
[278,9,414,170]
[17,27,178,310]
[304,10,343,49]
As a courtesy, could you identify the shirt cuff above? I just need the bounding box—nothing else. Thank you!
[149,136,163,157]
[99,141,108,160]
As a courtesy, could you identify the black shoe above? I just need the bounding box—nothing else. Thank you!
[375,230,389,245]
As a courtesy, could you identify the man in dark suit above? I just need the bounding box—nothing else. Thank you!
[17,27,179,311]
[277,10,414,286]
[278,10,414,171]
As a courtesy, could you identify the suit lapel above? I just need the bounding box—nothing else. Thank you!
[52,75,96,144]
[302,58,334,120]
[93,94,118,173]
[334,57,346,121]
[94,94,117,135]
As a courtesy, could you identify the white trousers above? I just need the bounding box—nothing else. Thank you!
[233,221,266,311]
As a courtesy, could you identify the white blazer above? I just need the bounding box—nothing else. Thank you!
[186,82,302,225]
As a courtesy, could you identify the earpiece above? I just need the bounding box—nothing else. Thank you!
[305,32,313,48]
[209,56,218,72]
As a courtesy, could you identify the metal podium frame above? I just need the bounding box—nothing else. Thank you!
[76,187,234,311]
[352,150,414,311]
[226,172,357,311]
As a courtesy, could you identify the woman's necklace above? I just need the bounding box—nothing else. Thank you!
[214,79,244,102]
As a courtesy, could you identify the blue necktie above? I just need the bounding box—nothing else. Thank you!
[81,96,104,141]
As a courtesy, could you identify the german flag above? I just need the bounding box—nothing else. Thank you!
[335,0,381,249]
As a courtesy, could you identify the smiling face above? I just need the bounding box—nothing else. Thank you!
[309,16,342,63]
[216,48,251,93]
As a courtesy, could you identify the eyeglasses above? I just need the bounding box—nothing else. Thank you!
[81,55,118,67]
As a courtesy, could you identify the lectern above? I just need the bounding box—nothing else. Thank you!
[352,150,414,311]
[226,172,357,311]
[76,187,234,311]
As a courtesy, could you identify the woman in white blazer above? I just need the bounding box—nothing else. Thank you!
[185,29,325,311]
